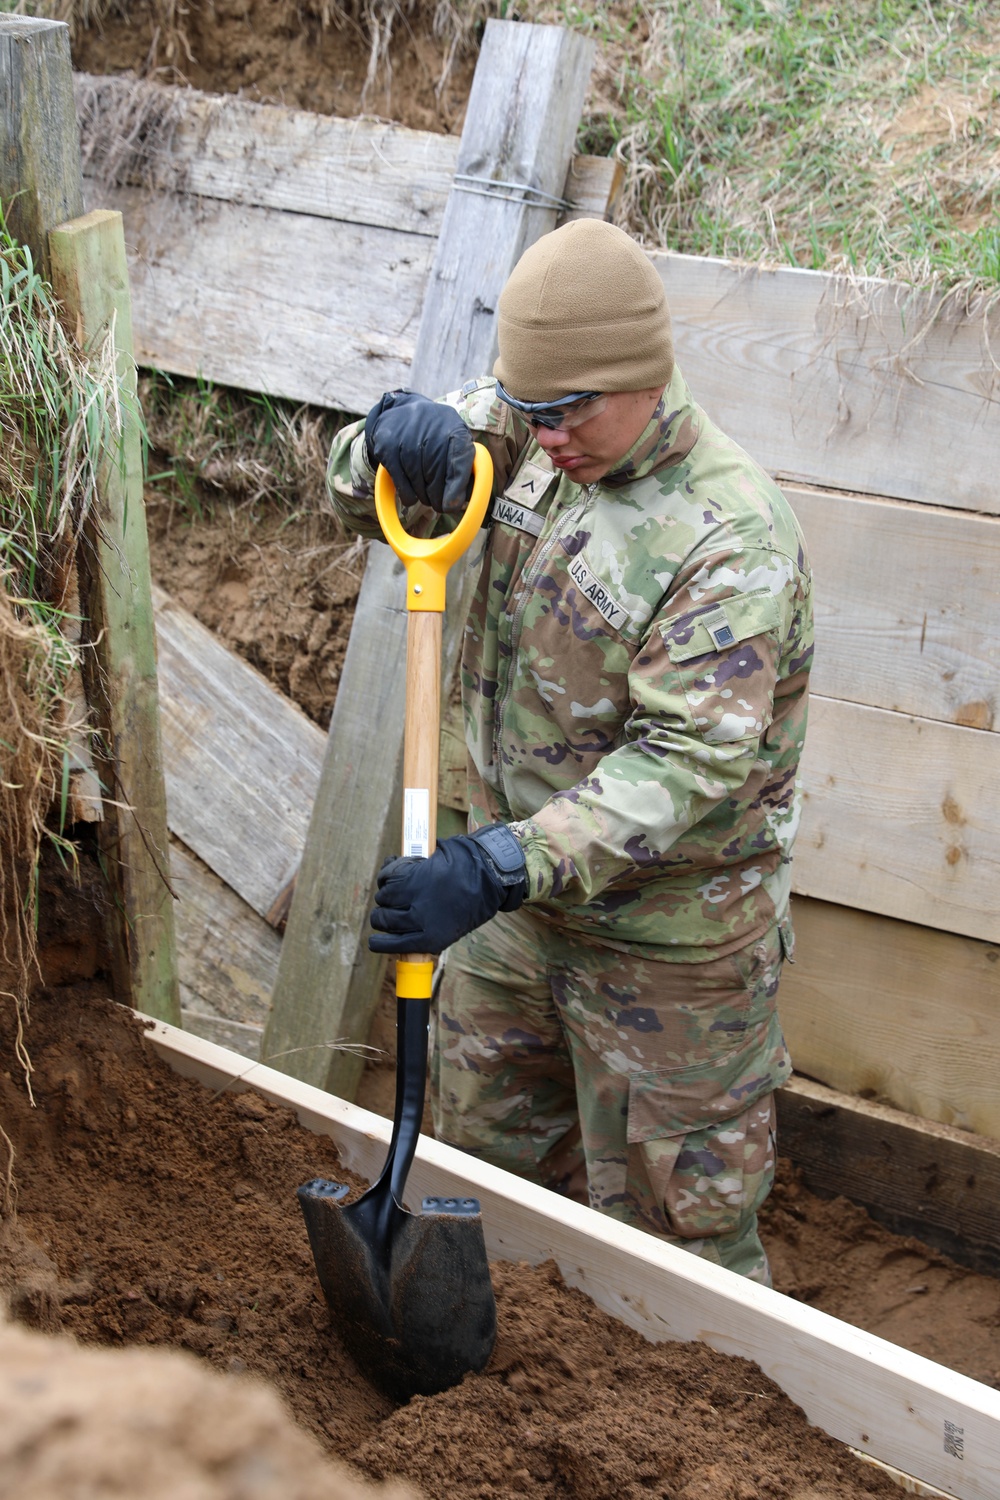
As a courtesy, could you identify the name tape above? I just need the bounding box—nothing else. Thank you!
[567,555,629,633]
[493,497,545,536]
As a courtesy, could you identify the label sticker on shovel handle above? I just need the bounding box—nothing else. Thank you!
[404,788,431,859]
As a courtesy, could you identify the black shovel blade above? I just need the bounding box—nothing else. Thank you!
[298,1178,497,1402]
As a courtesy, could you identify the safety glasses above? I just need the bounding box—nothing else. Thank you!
[495,380,608,430]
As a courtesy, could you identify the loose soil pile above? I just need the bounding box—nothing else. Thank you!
[2,987,904,1500]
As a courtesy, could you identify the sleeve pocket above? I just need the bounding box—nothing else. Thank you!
[661,589,782,664]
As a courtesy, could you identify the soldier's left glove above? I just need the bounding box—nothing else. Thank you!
[368,825,528,955]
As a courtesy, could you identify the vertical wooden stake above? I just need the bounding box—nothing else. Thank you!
[49,209,180,1024]
[0,17,83,282]
[264,19,595,1097]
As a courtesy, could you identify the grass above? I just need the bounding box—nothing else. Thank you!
[520,0,1000,288]
[0,221,128,1148]
[140,372,346,521]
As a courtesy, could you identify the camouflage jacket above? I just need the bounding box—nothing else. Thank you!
[327,367,813,961]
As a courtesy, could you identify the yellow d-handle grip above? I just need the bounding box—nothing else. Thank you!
[374,443,493,612]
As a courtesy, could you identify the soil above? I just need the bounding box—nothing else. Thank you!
[71,0,476,135]
[146,490,363,729]
[0,986,904,1500]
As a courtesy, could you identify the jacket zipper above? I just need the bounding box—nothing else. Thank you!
[492,483,597,790]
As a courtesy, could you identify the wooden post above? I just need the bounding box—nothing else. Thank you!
[0,16,83,281]
[264,19,595,1095]
[49,210,180,1024]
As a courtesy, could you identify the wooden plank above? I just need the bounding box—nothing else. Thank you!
[75,72,620,238]
[92,182,429,412]
[780,897,1000,1141]
[777,1076,1000,1279]
[656,252,1000,513]
[264,19,596,1098]
[787,485,1000,731]
[74,71,458,236]
[49,210,179,1024]
[795,696,1000,943]
[170,840,278,1038]
[0,17,83,282]
[152,585,326,924]
[180,1011,263,1061]
[147,1018,1000,1500]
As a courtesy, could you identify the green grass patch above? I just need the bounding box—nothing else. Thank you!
[528,0,1000,286]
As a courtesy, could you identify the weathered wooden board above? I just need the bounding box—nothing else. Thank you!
[75,71,458,235]
[75,73,619,239]
[265,19,597,1098]
[657,252,1000,514]
[149,1019,1000,1500]
[796,696,1000,943]
[153,585,326,923]
[50,210,180,1024]
[778,1075,1000,1278]
[780,897,1000,1140]
[787,485,1000,732]
[170,839,277,1043]
[1,17,84,283]
[89,182,430,411]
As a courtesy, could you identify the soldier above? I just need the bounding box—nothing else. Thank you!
[326,219,813,1283]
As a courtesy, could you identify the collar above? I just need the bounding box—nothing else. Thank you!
[601,364,702,489]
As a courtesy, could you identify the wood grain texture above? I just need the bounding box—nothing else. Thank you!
[796,695,1000,942]
[777,1075,1000,1278]
[787,484,1000,731]
[170,840,278,1038]
[1,17,83,280]
[49,210,179,1023]
[75,71,621,239]
[265,20,596,1098]
[75,71,458,235]
[780,896,1000,1139]
[656,252,1000,513]
[149,1019,1000,1500]
[152,585,326,922]
[91,181,429,412]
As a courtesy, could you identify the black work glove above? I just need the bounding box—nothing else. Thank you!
[369,825,528,955]
[364,389,476,513]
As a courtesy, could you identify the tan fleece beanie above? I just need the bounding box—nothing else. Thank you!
[493,219,674,401]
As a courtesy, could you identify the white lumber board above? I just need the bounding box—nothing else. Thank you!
[781,897,1000,1140]
[170,840,278,1037]
[787,485,1000,731]
[656,252,1000,513]
[145,1018,1000,1500]
[795,696,999,942]
[92,180,429,410]
[153,585,326,921]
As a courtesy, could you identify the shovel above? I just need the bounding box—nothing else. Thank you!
[298,444,496,1402]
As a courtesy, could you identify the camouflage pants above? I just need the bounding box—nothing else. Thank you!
[432,907,792,1284]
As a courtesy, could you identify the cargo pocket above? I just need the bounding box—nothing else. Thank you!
[625,1025,788,1240]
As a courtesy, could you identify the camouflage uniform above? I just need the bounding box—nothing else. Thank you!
[327,365,813,1280]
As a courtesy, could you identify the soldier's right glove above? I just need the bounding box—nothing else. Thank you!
[368,825,528,955]
[364,389,476,513]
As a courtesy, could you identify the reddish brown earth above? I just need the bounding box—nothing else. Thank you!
[71,0,475,134]
[1,986,905,1500]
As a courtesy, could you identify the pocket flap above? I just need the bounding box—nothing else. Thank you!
[662,590,782,664]
[626,1031,787,1143]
